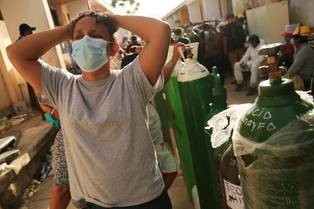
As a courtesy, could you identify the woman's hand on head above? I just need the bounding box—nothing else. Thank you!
[172,43,185,63]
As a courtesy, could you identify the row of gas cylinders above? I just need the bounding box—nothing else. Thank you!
[155,43,314,209]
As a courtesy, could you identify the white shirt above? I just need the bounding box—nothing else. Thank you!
[240,41,265,66]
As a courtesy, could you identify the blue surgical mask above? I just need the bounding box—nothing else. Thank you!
[44,109,61,128]
[71,35,109,72]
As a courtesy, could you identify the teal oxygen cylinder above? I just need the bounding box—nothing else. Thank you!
[178,58,221,209]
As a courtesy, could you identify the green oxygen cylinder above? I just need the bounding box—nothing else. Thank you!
[205,66,228,164]
[154,45,176,145]
[178,58,221,209]
[164,60,196,200]
[204,66,228,209]
[207,66,227,120]
[233,43,314,209]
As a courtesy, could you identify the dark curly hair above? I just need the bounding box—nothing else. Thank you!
[70,10,119,43]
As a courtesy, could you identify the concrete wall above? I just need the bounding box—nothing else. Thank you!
[289,0,314,26]
[201,0,221,19]
[0,21,24,110]
[0,0,65,69]
[178,6,190,26]
[0,69,11,110]
[187,1,202,23]
[246,1,289,43]
[220,0,233,18]
[165,13,181,27]
[48,1,68,26]
[66,0,90,20]
[231,0,285,15]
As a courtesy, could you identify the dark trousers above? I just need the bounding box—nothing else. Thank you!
[85,191,172,209]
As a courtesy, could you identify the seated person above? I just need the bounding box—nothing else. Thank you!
[234,35,265,96]
[288,25,314,90]
[279,26,295,68]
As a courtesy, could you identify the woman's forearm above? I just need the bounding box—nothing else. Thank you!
[7,25,69,62]
[113,15,170,84]
[114,15,170,43]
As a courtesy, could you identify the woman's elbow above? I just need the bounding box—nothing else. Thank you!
[158,22,171,38]
[6,44,14,60]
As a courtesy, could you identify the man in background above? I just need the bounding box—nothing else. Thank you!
[288,25,314,90]
[223,13,246,81]
[234,35,265,96]
[18,23,39,110]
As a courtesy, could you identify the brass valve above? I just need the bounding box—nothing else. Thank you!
[258,43,285,84]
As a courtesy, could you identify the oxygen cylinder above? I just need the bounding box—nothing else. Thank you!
[164,60,196,200]
[178,58,221,209]
[207,66,227,120]
[204,66,229,209]
[154,89,171,144]
[233,43,314,209]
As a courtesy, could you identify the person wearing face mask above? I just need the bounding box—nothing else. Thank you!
[37,95,70,209]
[287,25,314,90]
[173,28,190,44]
[38,43,182,209]
[7,10,171,209]
[186,27,199,43]
[279,25,296,69]
[126,35,141,53]
[234,34,265,96]
[18,23,42,111]
[197,22,223,78]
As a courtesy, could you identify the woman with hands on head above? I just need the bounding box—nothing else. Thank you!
[7,11,171,209]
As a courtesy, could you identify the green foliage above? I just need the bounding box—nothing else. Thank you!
[111,0,140,13]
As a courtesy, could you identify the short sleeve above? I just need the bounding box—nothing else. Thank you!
[40,60,69,108]
[122,56,161,103]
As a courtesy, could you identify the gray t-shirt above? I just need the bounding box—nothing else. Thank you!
[41,57,164,207]
[288,44,314,82]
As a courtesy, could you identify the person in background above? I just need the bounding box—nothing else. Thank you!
[217,21,231,79]
[148,42,184,190]
[288,25,314,90]
[279,25,295,68]
[173,27,190,44]
[37,95,70,209]
[237,13,249,37]
[223,13,246,82]
[185,26,199,43]
[234,35,265,96]
[121,36,129,51]
[121,45,143,68]
[18,23,36,40]
[309,34,314,49]
[197,23,223,78]
[126,35,141,53]
[7,10,171,209]
[18,23,40,111]
[38,43,183,209]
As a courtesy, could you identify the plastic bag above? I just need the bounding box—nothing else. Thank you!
[206,104,252,149]
[233,109,314,209]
